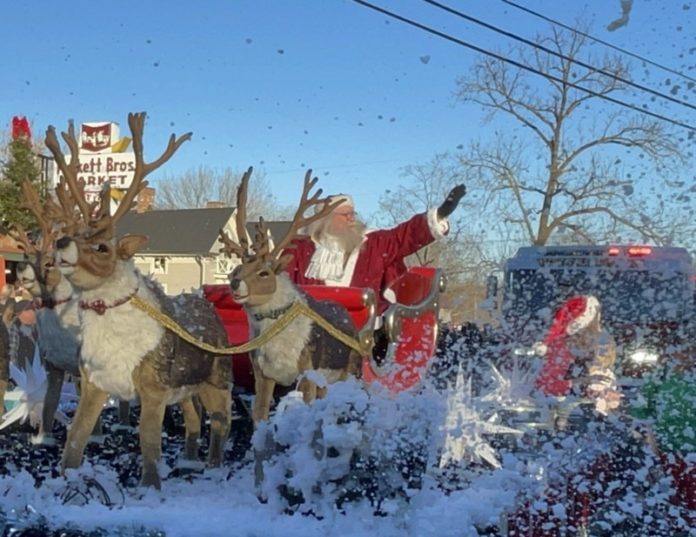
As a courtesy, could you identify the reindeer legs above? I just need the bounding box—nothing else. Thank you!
[40,361,65,441]
[252,362,276,425]
[296,376,319,404]
[197,383,232,467]
[179,396,202,461]
[61,371,108,472]
[138,393,168,489]
[133,363,169,489]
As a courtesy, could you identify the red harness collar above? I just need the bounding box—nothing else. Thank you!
[79,285,139,316]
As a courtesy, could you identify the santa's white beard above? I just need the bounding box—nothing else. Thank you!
[304,218,367,281]
[322,220,366,254]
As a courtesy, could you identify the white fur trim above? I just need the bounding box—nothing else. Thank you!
[305,239,346,281]
[306,236,364,287]
[427,207,449,239]
[566,295,600,335]
[250,274,313,385]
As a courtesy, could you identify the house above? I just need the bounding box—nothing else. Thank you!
[116,208,290,295]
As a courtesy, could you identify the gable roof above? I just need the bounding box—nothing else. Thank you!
[116,208,293,256]
[116,207,235,256]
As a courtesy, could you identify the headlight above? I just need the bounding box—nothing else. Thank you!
[512,347,539,357]
[628,349,659,364]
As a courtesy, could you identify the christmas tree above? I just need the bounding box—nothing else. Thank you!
[0,116,42,230]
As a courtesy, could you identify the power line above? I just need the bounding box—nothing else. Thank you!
[423,0,696,114]
[501,0,696,86]
[351,0,696,132]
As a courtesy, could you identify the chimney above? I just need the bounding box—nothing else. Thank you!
[206,201,225,209]
[136,187,155,213]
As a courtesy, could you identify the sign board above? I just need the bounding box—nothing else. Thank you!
[51,152,136,203]
[80,122,120,154]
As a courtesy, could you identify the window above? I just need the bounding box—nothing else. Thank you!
[216,256,235,276]
[153,257,168,274]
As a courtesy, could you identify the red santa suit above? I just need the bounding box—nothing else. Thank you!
[283,207,448,317]
[535,295,601,396]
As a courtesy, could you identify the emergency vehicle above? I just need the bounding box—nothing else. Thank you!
[486,244,695,381]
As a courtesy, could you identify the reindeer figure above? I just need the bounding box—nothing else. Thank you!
[9,180,81,443]
[49,112,232,489]
[219,167,361,425]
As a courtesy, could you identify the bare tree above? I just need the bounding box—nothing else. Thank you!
[454,25,690,247]
[155,165,291,220]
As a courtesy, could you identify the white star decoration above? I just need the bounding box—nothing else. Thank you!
[440,368,522,469]
[482,358,539,405]
[1,347,77,435]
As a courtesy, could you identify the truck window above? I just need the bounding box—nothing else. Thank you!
[504,267,690,324]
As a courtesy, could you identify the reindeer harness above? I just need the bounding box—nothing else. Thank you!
[130,294,372,356]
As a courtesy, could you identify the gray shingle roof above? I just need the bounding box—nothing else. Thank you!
[244,221,293,247]
[116,208,293,256]
[116,208,234,255]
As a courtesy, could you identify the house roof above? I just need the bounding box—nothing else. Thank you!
[117,207,235,255]
[244,221,293,247]
[116,208,293,256]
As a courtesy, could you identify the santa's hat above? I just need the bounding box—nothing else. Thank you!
[315,194,353,214]
[557,295,600,336]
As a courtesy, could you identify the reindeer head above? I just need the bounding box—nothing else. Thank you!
[47,112,191,290]
[219,167,342,307]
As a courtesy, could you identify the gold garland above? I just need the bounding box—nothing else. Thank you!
[131,295,372,356]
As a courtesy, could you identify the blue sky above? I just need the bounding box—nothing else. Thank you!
[1,0,695,219]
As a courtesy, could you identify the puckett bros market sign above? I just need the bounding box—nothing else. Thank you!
[51,121,136,203]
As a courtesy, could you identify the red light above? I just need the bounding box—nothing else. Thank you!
[628,246,652,256]
[607,247,621,256]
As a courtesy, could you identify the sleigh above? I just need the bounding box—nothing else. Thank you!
[202,265,445,396]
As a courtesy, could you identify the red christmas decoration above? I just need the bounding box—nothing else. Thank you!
[11,115,32,140]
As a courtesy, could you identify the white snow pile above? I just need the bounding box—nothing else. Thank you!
[254,376,530,524]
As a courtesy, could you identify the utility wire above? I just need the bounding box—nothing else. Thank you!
[423,0,696,113]
[501,0,696,86]
[351,0,696,132]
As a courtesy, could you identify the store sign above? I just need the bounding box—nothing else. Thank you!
[52,153,136,202]
[80,122,120,153]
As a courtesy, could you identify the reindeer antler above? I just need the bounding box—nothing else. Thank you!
[110,112,192,225]
[9,179,59,257]
[48,177,84,236]
[269,169,345,258]
[218,167,344,266]
[8,225,37,255]
[218,167,254,261]
[45,112,192,242]
[45,122,91,222]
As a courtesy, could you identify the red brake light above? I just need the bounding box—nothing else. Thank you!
[607,247,620,256]
[627,246,652,256]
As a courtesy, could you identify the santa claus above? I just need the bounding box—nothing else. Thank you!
[534,294,621,414]
[282,184,466,318]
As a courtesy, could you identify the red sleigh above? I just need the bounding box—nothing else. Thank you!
[202,265,445,395]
